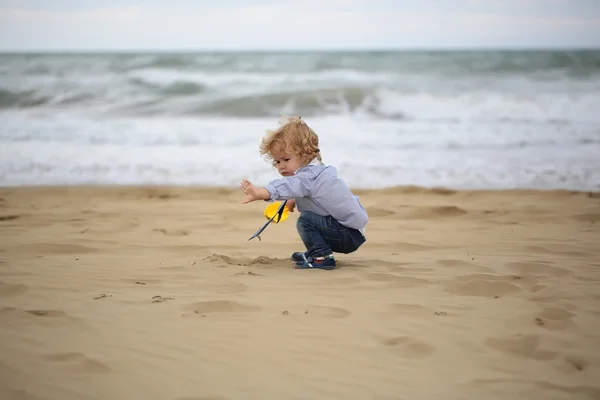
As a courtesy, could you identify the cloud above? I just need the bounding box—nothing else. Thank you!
[0,1,599,50]
[0,5,139,21]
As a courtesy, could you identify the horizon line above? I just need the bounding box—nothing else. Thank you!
[1,46,599,54]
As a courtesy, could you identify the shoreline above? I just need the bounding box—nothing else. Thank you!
[2,183,599,194]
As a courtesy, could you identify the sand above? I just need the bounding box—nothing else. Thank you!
[0,185,599,400]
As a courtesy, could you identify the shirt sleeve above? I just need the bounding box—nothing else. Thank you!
[264,175,312,200]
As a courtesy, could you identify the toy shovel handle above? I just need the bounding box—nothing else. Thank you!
[247,200,288,241]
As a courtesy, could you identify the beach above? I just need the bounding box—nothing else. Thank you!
[1,48,599,400]
[1,185,599,400]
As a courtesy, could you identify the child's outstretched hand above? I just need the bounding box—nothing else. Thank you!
[240,179,269,204]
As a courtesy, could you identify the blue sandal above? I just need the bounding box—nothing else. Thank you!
[295,254,336,270]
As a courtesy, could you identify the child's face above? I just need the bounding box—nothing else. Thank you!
[271,150,304,177]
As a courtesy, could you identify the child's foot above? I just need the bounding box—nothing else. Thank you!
[291,251,309,262]
[295,254,336,270]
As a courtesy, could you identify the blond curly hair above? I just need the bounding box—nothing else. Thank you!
[259,116,322,167]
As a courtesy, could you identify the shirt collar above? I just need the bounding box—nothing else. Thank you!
[294,157,322,175]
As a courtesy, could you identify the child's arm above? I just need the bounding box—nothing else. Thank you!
[240,179,271,204]
[264,176,310,200]
[240,176,309,204]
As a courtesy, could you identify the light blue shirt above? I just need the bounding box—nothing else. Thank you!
[264,159,368,232]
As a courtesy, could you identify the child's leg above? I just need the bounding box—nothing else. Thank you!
[296,211,334,259]
[296,212,366,269]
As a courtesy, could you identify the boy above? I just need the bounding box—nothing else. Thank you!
[240,116,368,270]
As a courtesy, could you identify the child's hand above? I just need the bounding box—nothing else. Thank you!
[240,179,269,204]
[286,199,296,212]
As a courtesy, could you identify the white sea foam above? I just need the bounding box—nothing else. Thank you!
[1,50,599,190]
[1,114,598,190]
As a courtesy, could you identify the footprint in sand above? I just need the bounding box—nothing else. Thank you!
[10,243,98,255]
[305,305,351,318]
[389,303,427,313]
[393,242,436,252]
[0,307,78,326]
[183,300,261,316]
[484,334,558,361]
[305,276,362,286]
[437,259,472,267]
[152,228,189,236]
[532,307,578,332]
[25,309,70,317]
[363,272,430,287]
[212,281,248,294]
[380,336,435,358]
[559,355,589,373]
[42,352,110,374]
[444,273,533,298]
[464,378,600,399]
[506,261,573,278]
[122,278,162,285]
[385,263,436,273]
[437,259,495,273]
[572,212,600,223]
[522,245,587,258]
[0,214,20,221]
[529,286,579,304]
[158,265,189,272]
[0,282,28,296]
[279,305,350,318]
[535,381,600,399]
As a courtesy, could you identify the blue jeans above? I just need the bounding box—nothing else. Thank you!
[296,211,366,258]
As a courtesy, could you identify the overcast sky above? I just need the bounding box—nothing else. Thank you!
[0,0,599,51]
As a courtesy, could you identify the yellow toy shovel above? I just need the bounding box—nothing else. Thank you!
[264,201,290,223]
[248,200,289,241]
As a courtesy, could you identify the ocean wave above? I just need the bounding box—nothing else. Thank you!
[1,83,598,124]
[12,50,599,74]
[1,50,599,124]
[129,77,207,96]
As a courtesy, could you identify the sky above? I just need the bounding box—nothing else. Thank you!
[0,0,599,51]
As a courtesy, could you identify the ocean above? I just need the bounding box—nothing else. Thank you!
[1,50,599,191]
